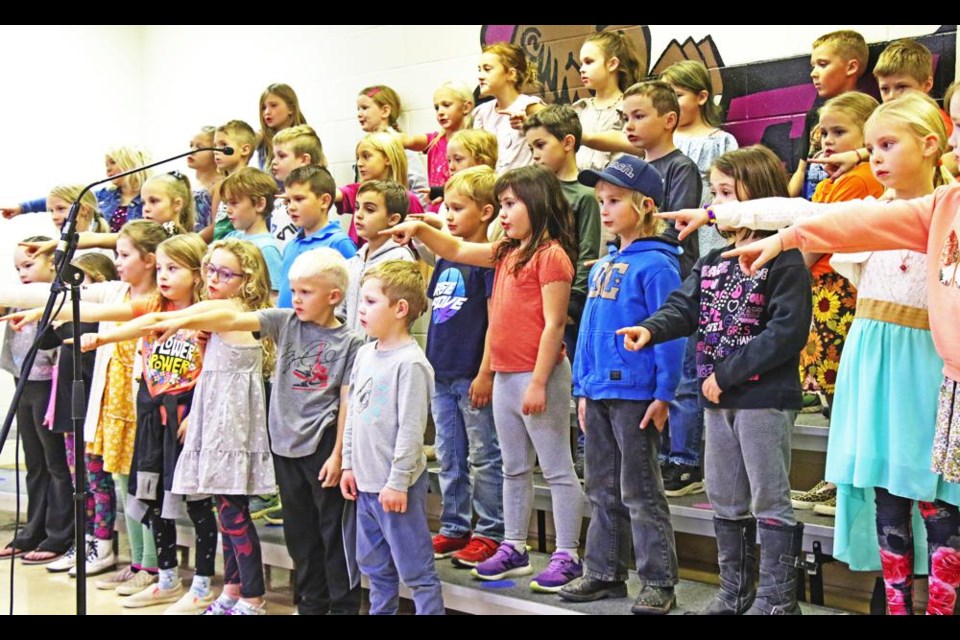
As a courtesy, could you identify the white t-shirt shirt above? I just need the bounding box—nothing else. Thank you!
[472,94,544,175]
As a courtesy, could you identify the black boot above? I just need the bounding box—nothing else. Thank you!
[699,517,757,615]
[745,521,804,615]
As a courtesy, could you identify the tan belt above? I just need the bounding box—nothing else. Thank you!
[856,299,929,330]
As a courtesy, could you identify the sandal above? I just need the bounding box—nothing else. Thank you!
[0,545,30,559]
[21,549,63,565]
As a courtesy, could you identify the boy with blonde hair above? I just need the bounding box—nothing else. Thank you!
[271,125,327,249]
[209,120,257,241]
[873,39,934,102]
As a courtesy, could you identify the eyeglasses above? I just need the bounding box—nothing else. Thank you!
[204,264,242,283]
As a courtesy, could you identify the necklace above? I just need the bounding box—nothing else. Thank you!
[899,251,910,272]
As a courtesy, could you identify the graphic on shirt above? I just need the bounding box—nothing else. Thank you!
[142,331,203,396]
[354,377,372,414]
[588,262,628,300]
[279,340,345,392]
[698,260,768,381]
[940,230,959,288]
[432,268,468,324]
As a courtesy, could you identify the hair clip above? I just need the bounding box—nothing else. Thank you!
[366,87,382,98]
[168,170,184,180]
[161,221,179,237]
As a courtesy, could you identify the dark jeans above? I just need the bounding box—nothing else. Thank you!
[663,336,703,466]
[583,398,678,587]
[218,495,265,598]
[273,426,359,615]
[11,380,73,553]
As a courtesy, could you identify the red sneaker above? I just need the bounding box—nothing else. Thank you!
[432,533,470,559]
[451,536,499,568]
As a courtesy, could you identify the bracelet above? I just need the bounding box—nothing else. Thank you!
[856,148,869,163]
[705,207,717,226]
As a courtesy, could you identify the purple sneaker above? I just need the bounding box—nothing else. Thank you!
[471,542,532,581]
[530,551,583,593]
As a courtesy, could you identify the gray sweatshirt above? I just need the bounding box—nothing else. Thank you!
[342,340,434,493]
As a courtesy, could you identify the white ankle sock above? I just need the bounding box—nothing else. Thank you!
[158,568,178,590]
[191,575,212,597]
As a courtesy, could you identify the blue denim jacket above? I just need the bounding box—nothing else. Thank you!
[21,187,143,229]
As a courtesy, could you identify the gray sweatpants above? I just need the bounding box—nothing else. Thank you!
[493,358,583,550]
[704,408,796,526]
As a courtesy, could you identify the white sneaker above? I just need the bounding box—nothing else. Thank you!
[69,538,116,577]
[116,569,159,596]
[122,582,185,608]
[47,544,78,573]
[94,565,137,590]
[228,600,267,616]
[163,589,216,615]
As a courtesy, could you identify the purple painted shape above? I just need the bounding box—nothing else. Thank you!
[726,114,806,147]
[482,25,516,46]
[727,84,818,121]
[478,579,517,589]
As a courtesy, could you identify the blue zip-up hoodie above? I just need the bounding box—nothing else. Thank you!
[573,238,685,402]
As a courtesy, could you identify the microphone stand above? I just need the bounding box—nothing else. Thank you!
[0,146,229,615]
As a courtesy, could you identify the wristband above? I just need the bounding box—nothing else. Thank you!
[705,207,717,226]
[856,148,869,163]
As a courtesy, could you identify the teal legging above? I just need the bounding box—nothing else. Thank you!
[114,473,158,570]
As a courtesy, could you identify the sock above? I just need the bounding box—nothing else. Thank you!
[216,593,239,606]
[191,575,212,597]
[505,539,526,551]
[158,568,178,591]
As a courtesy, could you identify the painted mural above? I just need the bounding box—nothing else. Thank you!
[481,25,956,170]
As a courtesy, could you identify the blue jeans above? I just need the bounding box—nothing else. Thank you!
[356,474,445,615]
[663,335,703,466]
[584,398,678,586]
[432,376,504,541]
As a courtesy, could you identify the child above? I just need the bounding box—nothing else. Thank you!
[220,167,283,296]
[50,233,218,613]
[794,92,882,439]
[340,260,443,615]
[270,124,327,249]
[559,157,683,614]
[522,104,601,359]
[447,129,499,175]
[209,120,257,241]
[145,248,365,615]
[188,126,218,232]
[473,43,545,174]
[619,145,813,615]
[341,181,417,333]
[143,239,276,615]
[426,167,504,567]
[0,237,71,564]
[141,171,197,234]
[624,80,704,496]
[46,184,110,236]
[278,166,357,309]
[336,132,426,246]
[386,165,584,593]
[574,31,644,171]
[399,81,475,211]
[356,84,429,204]
[665,91,960,616]
[791,30,868,199]
[257,83,308,171]
[4,146,153,232]
[660,60,738,256]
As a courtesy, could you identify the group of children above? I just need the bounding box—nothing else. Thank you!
[0,27,957,617]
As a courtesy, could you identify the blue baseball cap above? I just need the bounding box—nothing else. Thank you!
[578,156,665,208]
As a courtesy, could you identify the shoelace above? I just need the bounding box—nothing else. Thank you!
[84,540,98,563]
[546,554,574,573]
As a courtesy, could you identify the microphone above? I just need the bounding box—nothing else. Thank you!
[205,146,234,156]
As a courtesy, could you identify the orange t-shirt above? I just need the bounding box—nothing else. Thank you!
[489,242,574,373]
[810,162,885,277]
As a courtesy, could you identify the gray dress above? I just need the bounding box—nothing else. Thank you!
[172,333,275,496]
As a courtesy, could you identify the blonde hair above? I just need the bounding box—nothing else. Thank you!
[432,81,475,132]
[482,42,538,90]
[448,129,498,170]
[105,146,153,194]
[820,92,880,132]
[359,85,404,131]
[873,39,933,84]
[219,167,277,215]
[596,180,665,239]
[357,132,407,184]
[205,238,276,376]
[156,233,207,306]
[47,184,109,233]
[445,165,497,213]
[216,120,257,161]
[118,219,169,261]
[288,247,349,294]
[812,30,869,78]
[258,84,308,167]
[583,31,643,92]
[868,92,952,187]
[144,172,196,233]
[73,252,118,283]
[945,80,960,115]
[272,124,327,167]
[660,60,723,128]
[362,260,428,327]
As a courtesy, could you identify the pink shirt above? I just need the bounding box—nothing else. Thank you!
[424,132,449,213]
[771,183,960,380]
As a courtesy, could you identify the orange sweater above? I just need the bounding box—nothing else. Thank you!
[779,183,960,380]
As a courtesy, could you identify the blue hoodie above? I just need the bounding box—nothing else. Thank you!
[573,238,684,402]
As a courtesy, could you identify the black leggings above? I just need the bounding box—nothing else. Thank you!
[875,487,960,615]
[148,497,217,576]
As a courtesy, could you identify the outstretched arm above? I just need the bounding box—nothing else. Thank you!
[383,221,498,268]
